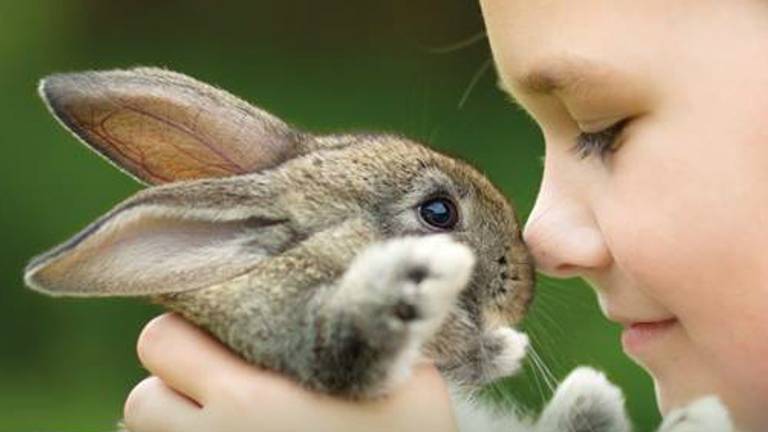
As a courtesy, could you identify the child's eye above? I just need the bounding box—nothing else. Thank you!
[572,118,629,160]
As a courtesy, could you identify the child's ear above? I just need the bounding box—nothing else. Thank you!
[40,67,304,184]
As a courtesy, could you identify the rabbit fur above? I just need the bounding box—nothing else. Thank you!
[24,68,732,431]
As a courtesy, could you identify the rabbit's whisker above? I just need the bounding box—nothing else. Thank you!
[523,320,567,382]
[423,31,488,54]
[458,58,493,109]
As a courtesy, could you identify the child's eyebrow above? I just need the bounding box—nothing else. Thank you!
[497,55,623,106]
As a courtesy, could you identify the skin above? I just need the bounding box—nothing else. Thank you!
[125,1,768,430]
[125,314,459,432]
[481,0,768,430]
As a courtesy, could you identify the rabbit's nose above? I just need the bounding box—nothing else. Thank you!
[497,258,521,282]
[494,249,535,323]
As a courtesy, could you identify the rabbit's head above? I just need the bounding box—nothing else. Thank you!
[24,68,534,387]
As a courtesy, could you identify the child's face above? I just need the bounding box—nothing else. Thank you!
[480,0,768,429]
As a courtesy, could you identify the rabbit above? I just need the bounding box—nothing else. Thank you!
[23,67,732,432]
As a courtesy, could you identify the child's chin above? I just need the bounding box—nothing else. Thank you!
[652,379,674,416]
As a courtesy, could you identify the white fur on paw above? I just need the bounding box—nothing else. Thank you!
[452,394,533,432]
[659,396,732,432]
[484,327,529,380]
[344,235,475,392]
[553,367,626,410]
[345,234,474,330]
[537,367,631,432]
[400,235,475,322]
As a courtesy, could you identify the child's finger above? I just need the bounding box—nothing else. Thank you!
[124,376,201,432]
[136,313,248,403]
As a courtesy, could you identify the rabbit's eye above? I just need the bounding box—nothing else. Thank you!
[418,197,459,230]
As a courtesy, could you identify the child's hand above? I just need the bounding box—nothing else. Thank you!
[124,313,459,432]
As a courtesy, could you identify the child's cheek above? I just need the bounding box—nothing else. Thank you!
[603,109,764,309]
[600,129,768,421]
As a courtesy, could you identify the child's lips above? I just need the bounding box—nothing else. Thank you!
[621,318,678,355]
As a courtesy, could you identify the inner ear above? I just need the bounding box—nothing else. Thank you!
[25,209,270,297]
[24,176,298,297]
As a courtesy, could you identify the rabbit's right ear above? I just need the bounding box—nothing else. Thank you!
[40,67,304,185]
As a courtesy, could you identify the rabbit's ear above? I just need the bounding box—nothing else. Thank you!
[40,67,303,185]
[24,179,294,297]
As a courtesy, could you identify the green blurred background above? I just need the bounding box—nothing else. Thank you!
[0,0,659,430]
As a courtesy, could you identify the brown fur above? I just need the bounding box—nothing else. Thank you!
[25,67,534,396]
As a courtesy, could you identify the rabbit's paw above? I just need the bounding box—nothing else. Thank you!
[337,235,475,388]
[343,234,474,332]
[536,367,631,432]
[658,396,732,432]
[387,235,475,329]
[481,327,529,381]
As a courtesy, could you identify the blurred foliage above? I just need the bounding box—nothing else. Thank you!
[0,0,658,430]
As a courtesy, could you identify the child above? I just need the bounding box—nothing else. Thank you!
[123,1,768,430]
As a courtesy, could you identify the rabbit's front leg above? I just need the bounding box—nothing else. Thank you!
[305,235,475,398]
[535,367,631,432]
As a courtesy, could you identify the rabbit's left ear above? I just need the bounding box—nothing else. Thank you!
[40,67,304,185]
[23,177,296,297]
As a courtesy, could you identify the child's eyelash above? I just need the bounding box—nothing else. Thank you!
[572,119,629,159]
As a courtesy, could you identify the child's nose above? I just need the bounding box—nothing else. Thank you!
[523,187,611,278]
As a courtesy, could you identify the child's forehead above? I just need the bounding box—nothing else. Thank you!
[481,0,753,61]
[480,0,698,102]
[483,2,661,61]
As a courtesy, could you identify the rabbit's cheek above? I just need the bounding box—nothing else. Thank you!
[481,260,535,328]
